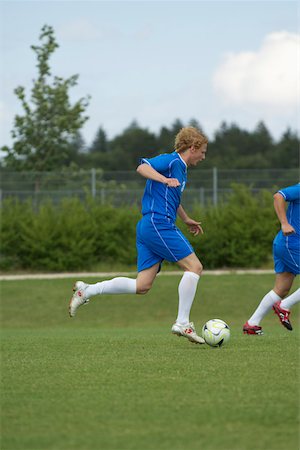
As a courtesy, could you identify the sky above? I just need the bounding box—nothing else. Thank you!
[0,0,299,148]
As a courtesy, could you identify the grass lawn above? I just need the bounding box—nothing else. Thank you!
[1,274,299,450]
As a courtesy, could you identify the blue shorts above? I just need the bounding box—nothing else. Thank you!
[136,216,194,272]
[273,242,300,275]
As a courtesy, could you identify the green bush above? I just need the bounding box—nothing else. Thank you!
[185,185,278,268]
[88,200,140,265]
[0,186,279,271]
[0,199,34,269]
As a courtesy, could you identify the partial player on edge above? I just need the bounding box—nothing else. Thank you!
[243,183,300,335]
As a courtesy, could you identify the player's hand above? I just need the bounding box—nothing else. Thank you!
[165,178,180,188]
[184,218,204,236]
[281,223,295,236]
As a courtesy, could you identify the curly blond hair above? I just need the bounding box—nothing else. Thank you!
[174,127,208,153]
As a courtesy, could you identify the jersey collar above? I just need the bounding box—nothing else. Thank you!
[177,152,187,169]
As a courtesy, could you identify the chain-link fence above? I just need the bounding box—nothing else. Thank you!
[0,168,298,208]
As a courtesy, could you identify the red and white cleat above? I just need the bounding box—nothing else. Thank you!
[273,301,293,331]
[243,321,264,335]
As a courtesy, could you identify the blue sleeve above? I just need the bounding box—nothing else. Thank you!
[140,153,173,173]
[278,184,300,202]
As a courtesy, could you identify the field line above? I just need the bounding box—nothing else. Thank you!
[0,270,273,281]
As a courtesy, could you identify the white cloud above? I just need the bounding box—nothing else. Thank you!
[213,31,299,110]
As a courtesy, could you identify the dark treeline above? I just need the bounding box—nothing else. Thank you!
[2,117,299,173]
[69,118,299,171]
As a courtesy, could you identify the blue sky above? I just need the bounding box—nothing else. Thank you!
[0,0,299,147]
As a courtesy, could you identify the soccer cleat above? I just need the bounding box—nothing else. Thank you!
[243,321,264,335]
[171,321,205,344]
[69,281,89,317]
[273,301,293,331]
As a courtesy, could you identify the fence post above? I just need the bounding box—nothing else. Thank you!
[213,167,218,206]
[91,168,96,198]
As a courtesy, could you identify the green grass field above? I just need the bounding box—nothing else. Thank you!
[1,274,299,450]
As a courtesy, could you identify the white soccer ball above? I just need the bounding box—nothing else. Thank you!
[202,319,230,347]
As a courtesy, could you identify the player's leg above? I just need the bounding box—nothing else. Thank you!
[243,242,296,335]
[69,276,136,317]
[272,274,297,330]
[69,217,161,317]
[85,263,159,296]
[248,272,294,325]
[175,252,202,324]
[171,252,205,344]
[138,219,204,343]
[136,263,160,294]
[272,243,299,330]
[243,272,294,334]
[280,287,300,310]
[69,264,160,317]
[177,251,203,274]
[273,272,295,298]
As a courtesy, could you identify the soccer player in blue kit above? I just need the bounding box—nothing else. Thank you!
[69,126,208,344]
[243,183,300,335]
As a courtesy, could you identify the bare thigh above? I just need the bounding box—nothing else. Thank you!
[274,272,295,298]
[136,263,160,294]
[177,252,203,275]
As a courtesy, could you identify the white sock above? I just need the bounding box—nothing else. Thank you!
[248,289,282,326]
[176,271,200,325]
[281,288,300,310]
[85,277,137,298]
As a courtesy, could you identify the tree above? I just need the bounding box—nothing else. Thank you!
[2,25,90,171]
[89,126,109,154]
[171,118,185,135]
[188,118,204,132]
[108,121,159,170]
[206,121,275,169]
[273,128,299,168]
[157,126,174,153]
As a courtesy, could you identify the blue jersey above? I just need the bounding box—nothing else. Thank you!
[273,184,300,250]
[140,151,187,222]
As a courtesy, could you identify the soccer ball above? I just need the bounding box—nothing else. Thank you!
[202,319,230,347]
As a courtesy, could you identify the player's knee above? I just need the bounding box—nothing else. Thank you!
[136,282,152,295]
[193,261,203,276]
[179,255,203,275]
[276,287,290,298]
[136,287,151,295]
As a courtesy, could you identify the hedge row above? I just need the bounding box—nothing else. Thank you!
[0,186,279,271]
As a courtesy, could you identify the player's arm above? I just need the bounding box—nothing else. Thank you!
[177,205,203,236]
[273,192,295,236]
[136,163,180,187]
